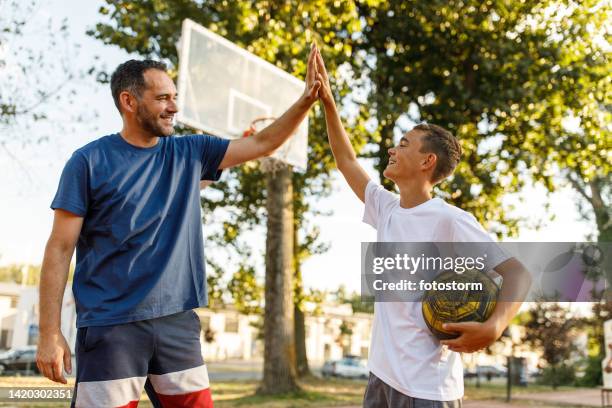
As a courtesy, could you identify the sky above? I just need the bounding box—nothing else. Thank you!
[0,0,597,295]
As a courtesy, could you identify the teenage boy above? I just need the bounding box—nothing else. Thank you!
[314,48,530,407]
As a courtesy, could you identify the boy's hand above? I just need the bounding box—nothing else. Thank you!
[439,320,503,353]
[313,40,371,203]
[314,47,334,107]
[301,43,321,105]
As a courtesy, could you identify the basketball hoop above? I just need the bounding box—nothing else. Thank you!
[243,116,288,174]
[177,19,308,171]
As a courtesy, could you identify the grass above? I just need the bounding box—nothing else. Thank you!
[213,376,366,407]
[0,375,596,408]
[0,376,366,408]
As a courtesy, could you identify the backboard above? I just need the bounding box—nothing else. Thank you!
[177,19,308,172]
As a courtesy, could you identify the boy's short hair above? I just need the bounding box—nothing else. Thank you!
[110,59,167,113]
[414,123,462,184]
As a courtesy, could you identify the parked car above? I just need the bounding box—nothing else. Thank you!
[321,356,368,379]
[478,365,506,378]
[321,360,336,378]
[0,346,39,375]
[464,367,478,379]
[464,365,506,379]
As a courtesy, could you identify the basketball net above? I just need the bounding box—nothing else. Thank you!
[242,116,288,174]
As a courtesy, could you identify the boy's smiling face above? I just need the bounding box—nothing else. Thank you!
[383,129,436,184]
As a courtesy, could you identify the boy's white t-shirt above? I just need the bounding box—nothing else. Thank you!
[362,181,510,401]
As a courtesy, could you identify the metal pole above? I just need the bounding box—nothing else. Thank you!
[506,344,513,402]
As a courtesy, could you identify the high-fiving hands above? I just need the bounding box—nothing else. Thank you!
[301,41,334,108]
[313,45,334,107]
[302,43,322,104]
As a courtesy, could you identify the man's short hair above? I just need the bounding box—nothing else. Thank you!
[414,123,462,184]
[110,59,167,113]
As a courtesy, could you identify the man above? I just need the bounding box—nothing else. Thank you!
[314,49,531,407]
[36,44,321,407]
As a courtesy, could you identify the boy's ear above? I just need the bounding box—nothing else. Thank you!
[422,153,437,170]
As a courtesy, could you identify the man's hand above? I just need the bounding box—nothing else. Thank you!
[218,42,320,169]
[314,47,334,107]
[301,42,321,105]
[36,332,72,384]
[439,320,502,353]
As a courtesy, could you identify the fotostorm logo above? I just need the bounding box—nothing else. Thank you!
[371,253,487,275]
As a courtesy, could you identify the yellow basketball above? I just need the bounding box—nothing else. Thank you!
[421,269,499,340]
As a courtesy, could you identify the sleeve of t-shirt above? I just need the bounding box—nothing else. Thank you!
[452,213,511,270]
[191,134,230,181]
[362,180,398,229]
[50,152,89,217]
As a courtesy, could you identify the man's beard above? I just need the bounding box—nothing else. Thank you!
[136,104,174,137]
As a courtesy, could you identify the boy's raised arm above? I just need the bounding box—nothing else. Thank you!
[316,49,370,203]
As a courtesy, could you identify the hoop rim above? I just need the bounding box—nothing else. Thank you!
[242,116,278,138]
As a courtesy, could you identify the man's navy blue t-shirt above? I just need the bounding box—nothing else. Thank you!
[51,133,230,328]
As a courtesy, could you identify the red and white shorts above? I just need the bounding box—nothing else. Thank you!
[71,310,212,408]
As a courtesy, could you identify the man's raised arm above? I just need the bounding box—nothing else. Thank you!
[218,43,321,169]
[315,49,370,203]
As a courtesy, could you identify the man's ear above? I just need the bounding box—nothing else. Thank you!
[119,91,138,114]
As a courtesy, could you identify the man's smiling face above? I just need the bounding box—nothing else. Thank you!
[134,69,178,137]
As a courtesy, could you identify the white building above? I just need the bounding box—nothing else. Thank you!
[195,302,373,364]
[195,307,258,361]
[0,284,76,352]
[303,303,372,364]
[0,282,21,350]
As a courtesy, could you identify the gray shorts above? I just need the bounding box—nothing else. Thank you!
[363,372,462,408]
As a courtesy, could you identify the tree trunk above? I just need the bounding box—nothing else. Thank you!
[259,165,299,394]
[294,302,310,377]
[293,225,311,378]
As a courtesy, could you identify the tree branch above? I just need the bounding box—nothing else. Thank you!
[566,173,592,205]
[589,178,605,210]
[14,76,73,116]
